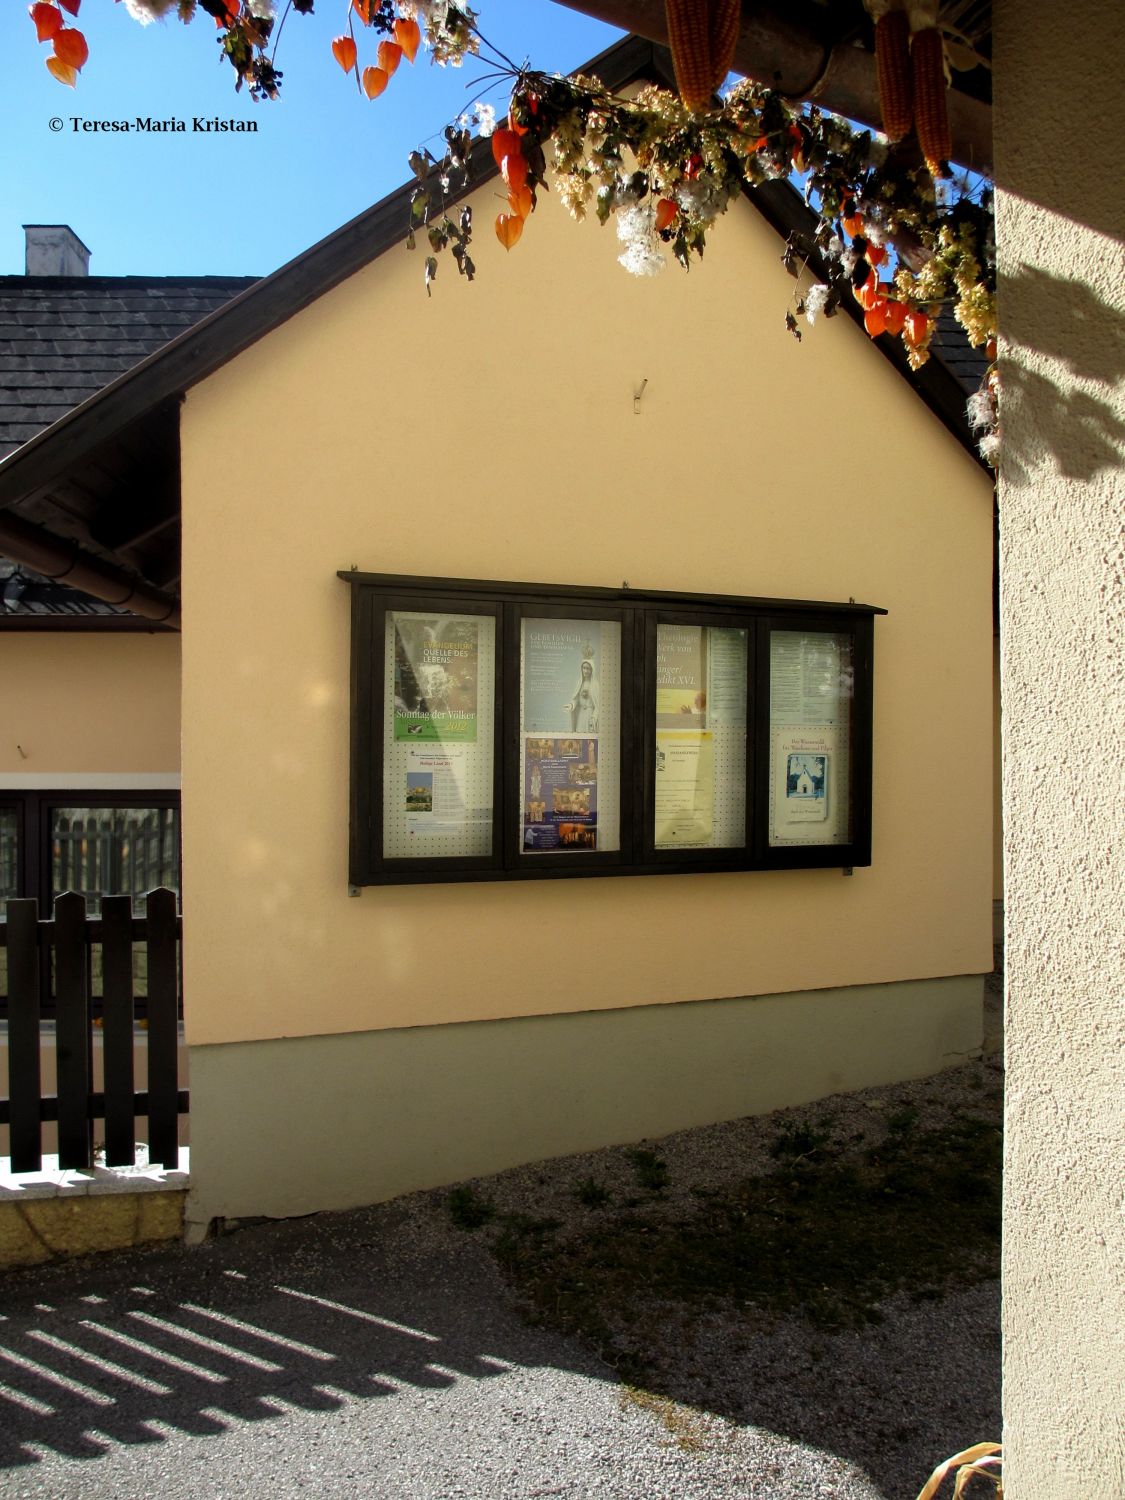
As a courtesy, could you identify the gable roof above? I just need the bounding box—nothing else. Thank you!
[0,35,987,627]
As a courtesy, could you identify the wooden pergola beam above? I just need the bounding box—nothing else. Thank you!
[552,0,993,174]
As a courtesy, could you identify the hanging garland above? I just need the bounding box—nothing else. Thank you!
[31,0,998,461]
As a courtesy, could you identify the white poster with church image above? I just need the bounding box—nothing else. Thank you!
[768,629,853,847]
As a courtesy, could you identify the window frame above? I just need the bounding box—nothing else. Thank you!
[351,588,505,883]
[0,790,182,912]
[0,788,182,1019]
[344,573,883,887]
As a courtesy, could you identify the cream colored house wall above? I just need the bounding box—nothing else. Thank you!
[995,2,1125,1495]
[180,180,993,1052]
[993,635,1003,909]
[0,633,181,780]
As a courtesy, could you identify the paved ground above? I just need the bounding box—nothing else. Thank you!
[0,1191,998,1500]
[0,968,1006,1500]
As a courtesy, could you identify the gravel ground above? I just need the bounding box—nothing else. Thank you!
[0,992,1003,1500]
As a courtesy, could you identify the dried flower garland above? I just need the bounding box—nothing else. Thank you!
[35,0,998,460]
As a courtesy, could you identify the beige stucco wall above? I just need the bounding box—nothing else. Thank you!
[995,2,1125,1495]
[0,633,180,777]
[180,173,993,1050]
[993,635,1003,906]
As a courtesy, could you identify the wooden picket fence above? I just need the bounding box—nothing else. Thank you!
[0,889,186,1174]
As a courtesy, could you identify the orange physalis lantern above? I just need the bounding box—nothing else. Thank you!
[45,54,77,87]
[864,301,888,338]
[57,0,80,14]
[883,300,907,337]
[377,40,402,76]
[351,0,377,23]
[331,35,357,73]
[508,184,533,220]
[904,309,930,344]
[654,198,678,232]
[30,4,64,43]
[491,128,520,169]
[361,65,388,99]
[856,273,880,312]
[394,17,421,63]
[495,213,524,250]
[53,27,88,70]
[501,151,528,194]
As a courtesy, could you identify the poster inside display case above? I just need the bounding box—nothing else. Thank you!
[768,630,853,846]
[653,624,747,850]
[519,619,621,853]
[382,611,495,858]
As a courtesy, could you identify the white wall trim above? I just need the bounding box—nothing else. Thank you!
[0,773,181,791]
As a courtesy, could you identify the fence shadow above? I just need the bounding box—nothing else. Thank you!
[0,1201,603,1475]
[0,1185,999,1498]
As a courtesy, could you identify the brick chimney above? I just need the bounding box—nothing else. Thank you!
[23,224,91,276]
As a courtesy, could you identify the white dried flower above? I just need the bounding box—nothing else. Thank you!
[826,235,844,259]
[618,241,667,277]
[473,102,496,137]
[978,431,1001,466]
[804,283,830,325]
[966,389,994,432]
[616,202,666,277]
[247,0,276,18]
[122,0,178,23]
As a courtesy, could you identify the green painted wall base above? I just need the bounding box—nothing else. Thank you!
[186,977,983,1229]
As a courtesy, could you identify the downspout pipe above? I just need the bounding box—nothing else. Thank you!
[0,510,181,630]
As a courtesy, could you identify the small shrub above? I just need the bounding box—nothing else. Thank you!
[886,1104,920,1137]
[625,1147,669,1194]
[770,1115,835,1163]
[447,1185,495,1229]
[575,1176,611,1208]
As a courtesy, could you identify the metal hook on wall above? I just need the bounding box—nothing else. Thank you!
[633,379,648,415]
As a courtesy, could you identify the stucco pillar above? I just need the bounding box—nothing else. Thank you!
[994,3,1125,1495]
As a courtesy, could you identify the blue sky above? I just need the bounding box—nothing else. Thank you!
[0,2,620,276]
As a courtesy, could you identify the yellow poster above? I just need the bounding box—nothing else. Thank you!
[654,731,714,848]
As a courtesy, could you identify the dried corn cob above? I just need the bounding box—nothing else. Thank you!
[665,0,741,113]
[666,0,714,112]
[708,0,742,91]
[911,25,951,173]
[875,8,913,141]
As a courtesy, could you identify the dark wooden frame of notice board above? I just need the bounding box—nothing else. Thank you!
[342,572,884,887]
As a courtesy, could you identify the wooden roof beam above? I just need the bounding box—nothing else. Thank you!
[551,1,993,174]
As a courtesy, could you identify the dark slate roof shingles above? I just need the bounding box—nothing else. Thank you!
[0,273,257,460]
[0,271,256,615]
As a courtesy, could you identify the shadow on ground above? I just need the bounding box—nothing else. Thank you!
[0,977,1003,1500]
